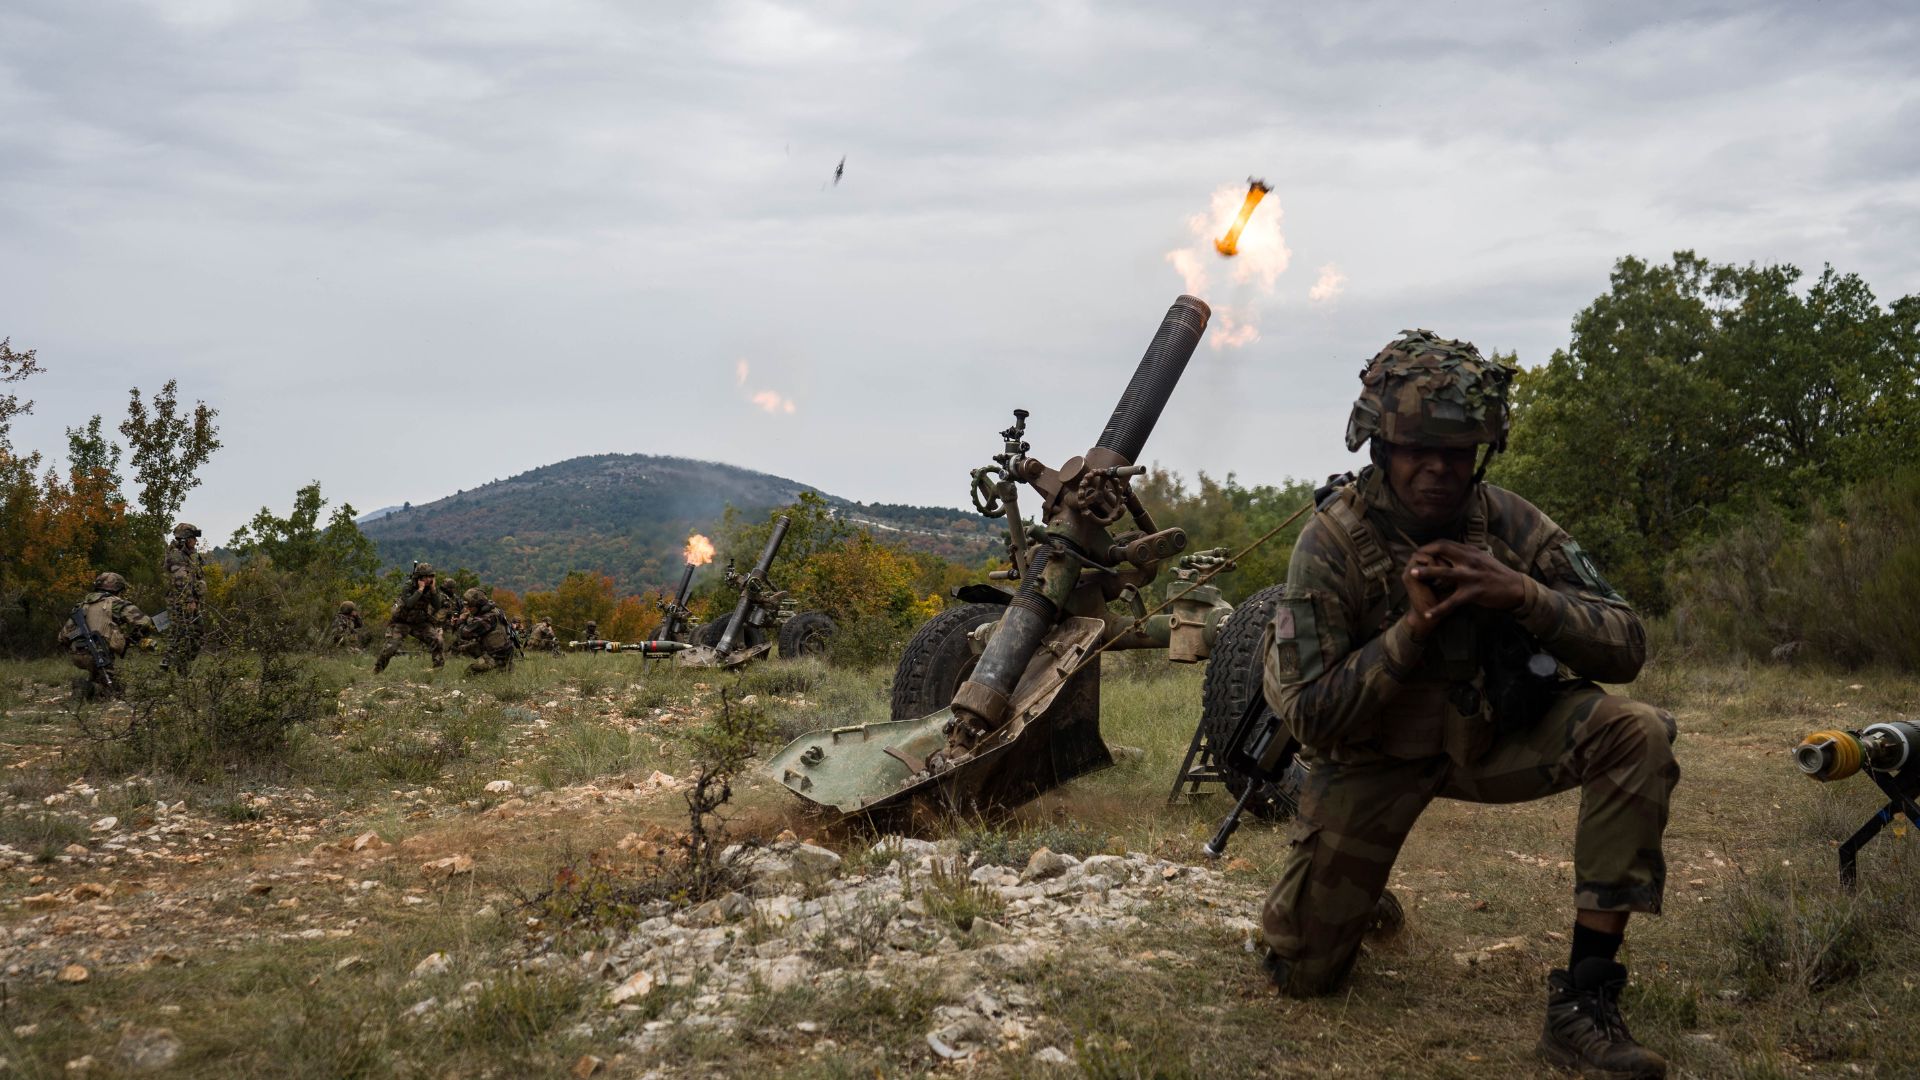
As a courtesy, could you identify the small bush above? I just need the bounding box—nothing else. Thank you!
[1674,470,1920,668]
[916,857,1006,933]
[81,566,332,780]
[0,812,87,862]
[1715,865,1912,999]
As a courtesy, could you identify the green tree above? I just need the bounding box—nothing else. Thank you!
[228,482,381,585]
[120,379,221,539]
[0,338,42,448]
[1492,251,1920,611]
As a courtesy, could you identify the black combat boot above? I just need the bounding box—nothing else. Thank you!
[1366,888,1405,937]
[1538,958,1667,1079]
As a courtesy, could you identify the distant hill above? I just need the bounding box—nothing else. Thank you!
[358,454,997,593]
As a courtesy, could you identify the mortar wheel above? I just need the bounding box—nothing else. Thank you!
[1199,583,1300,820]
[698,616,765,651]
[889,602,1003,721]
[778,611,836,658]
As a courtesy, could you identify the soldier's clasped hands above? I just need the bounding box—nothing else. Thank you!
[1404,539,1528,636]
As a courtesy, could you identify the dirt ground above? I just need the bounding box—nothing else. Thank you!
[2,649,1917,1078]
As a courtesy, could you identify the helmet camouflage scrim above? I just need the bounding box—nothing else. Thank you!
[411,563,436,579]
[340,601,358,614]
[93,572,128,594]
[463,587,487,607]
[173,522,201,540]
[1345,329,1516,452]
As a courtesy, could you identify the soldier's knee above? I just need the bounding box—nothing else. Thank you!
[1589,697,1679,779]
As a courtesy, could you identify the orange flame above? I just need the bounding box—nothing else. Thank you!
[684,534,716,566]
[1213,178,1271,257]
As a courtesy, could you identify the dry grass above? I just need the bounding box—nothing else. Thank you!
[4,648,1920,1076]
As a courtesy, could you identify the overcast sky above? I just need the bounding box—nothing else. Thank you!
[4,0,1916,542]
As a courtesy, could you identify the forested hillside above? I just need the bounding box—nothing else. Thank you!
[358,454,995,594]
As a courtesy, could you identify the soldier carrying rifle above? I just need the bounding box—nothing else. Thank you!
[1258,330,1679,1079]
[58,572,157,699]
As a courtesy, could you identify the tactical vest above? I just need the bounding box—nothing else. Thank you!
[61,593,128,653]
[1313,479,1503,764]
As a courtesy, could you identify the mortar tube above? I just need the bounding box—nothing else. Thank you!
[652,561,699,641]
[718,515,791,655]
[1093,295,1211,465]
[949,545,1078,739]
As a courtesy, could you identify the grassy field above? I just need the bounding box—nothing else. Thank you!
[2,644,1918,1078]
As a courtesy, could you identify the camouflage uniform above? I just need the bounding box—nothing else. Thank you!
[526,619,558,654]
[162,523,206,673]
[328,602,366,650]
[451,589,514,674]
[57,573,156,698]
[1260,331,1681,1002]
[374,566,448,673]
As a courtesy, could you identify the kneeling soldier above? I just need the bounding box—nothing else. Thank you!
[452,588,515,674]
[1260,330,1679,1079]
[58,572,157,699]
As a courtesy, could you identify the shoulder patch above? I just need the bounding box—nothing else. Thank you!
[1267,588,1325,685]
[1562,540,1626,604]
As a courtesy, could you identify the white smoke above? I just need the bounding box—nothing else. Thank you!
[1165,181,1293,350]
[735,359,797,415]
[1308,264,1347,304]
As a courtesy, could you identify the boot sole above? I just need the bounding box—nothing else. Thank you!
[1536,1038,1666,1080]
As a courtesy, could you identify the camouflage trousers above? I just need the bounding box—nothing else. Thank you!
[1262,684,1680,997]
[455,645,514,675]
[374,623,445,672]
[68,644,120,697]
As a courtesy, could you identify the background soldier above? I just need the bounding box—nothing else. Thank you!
[451,588,514,674]
[374,564,449,673]
[583,619,599,642]
[526,617,558,653]
[1260,330,1679,1079]
[58,572,157,699]
[328,601,366,649]
[161,522,206,673]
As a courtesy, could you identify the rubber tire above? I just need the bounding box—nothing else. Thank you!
[1198,583,1301,819]
[889,603,1004,721]
[698,615,766,651]
[778,611,837,659]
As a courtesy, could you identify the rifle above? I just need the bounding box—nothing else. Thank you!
[68,607,118,695]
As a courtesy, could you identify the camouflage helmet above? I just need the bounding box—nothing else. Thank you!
[410,562,436,579]
[173,522,201,540]
[462,587,487,607]
[92,571,128,595]
[1345,329,1516,452]
[339,601,358,614]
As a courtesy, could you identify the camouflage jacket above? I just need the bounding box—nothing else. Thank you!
[164,541,206,605]
[454,603,512,652]
[391,580,451,627]
[329,611,364,638]
[1262,469,1643,765]
[58,591,157,655]
[527,621,556,647]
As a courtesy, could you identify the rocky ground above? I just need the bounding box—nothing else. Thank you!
[3,655,1920,1077]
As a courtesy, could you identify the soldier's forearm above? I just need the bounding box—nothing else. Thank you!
[1275,621,1421,749]
[1515,578,1646,683]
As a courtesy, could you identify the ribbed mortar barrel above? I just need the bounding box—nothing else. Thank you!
[719,515,791,654]
[652,561,699,641]
[754,516,793,576]
[1094,295,1211,464]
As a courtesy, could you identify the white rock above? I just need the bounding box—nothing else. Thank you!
[871,836,938,860]
[1020,848,1075,883]
[484,780,514,794]
[1033,1046,1072,1065]
[786,843,842,878]
[90,817,118,834]
[608,969,655,1004]
[410,952,451,979]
